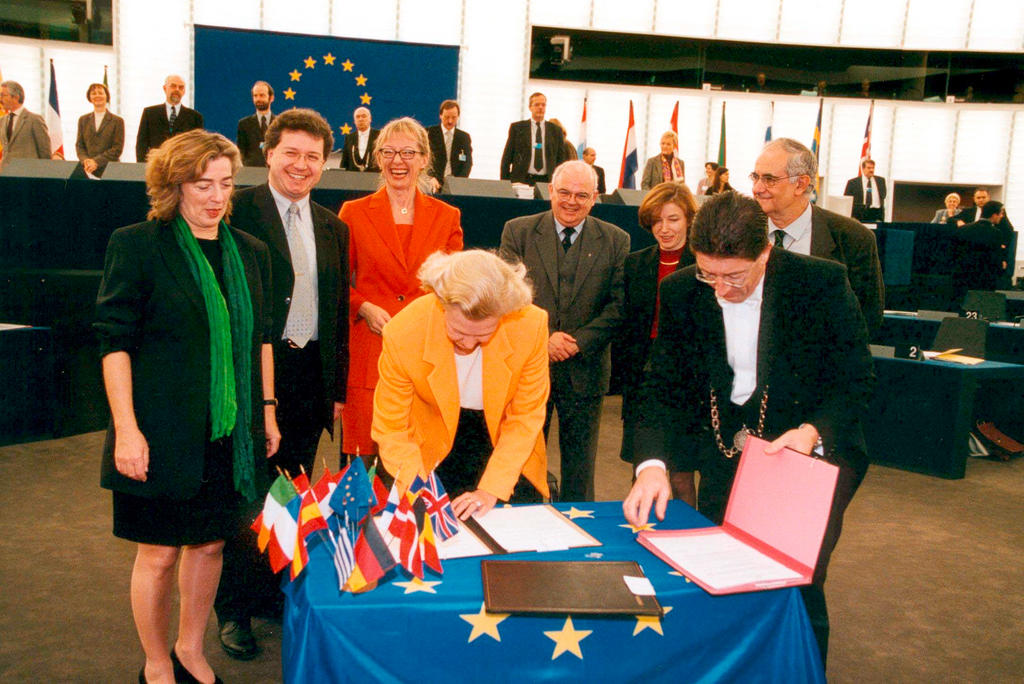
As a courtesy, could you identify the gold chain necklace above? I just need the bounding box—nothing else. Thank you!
[709,384,769,458]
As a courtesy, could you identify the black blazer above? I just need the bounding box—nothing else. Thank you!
[810,205,885,336]
[843,175,887,219]
[340,129,380,171]
[499,119,567,183]
[951,219,1005,295]
[95,220,272,499]
[593,165,606,195]
[236,112,273,167]
[635,249,875,480]
[135,104,204,162]
[75,111,125,170]
[228,184,350,432]
[426,124,473,181]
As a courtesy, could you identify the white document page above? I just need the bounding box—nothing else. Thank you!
[646,530,801,590]
[473,505,600,553]
[436,523,493,560]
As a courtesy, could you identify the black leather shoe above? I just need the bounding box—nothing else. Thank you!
[218,619,260,660]
[171,648,225,683]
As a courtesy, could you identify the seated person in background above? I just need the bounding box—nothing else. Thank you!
[372,249,550,520]
[705,166,733,195]
[696,161,718,196]
[641,131,685,191]
[952,201,1008,303]
[615,182,697,497]
[931,193,962,224]
[76,82,124,175]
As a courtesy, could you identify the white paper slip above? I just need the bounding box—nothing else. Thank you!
[623,575,656,596]
[472,504,600,553]
[437,523,493,560]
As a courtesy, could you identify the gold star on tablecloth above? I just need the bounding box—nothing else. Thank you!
[633,606,673,636]
[392,577,441,594]
[544,617,592,660]
[619,522,656,533]
[304,56,317,69]
[339,123,352,135]
[323,53,336,65]
[562,506,594,520]
[355,74,368,86]
[341,59,354,71]
[459,603,509,643]
[360,92,372,105]
[288,70,302,82]
[283,88,296,100]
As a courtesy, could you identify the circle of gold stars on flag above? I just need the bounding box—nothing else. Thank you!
[282,52,373,136]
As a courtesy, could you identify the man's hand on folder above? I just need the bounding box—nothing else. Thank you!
[764,424,819,456]
[623,468,671,527]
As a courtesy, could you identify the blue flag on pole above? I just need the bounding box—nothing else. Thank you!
[194,26,458,147]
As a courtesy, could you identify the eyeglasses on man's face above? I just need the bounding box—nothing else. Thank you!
[554,188,593,203]
[695,263,757,288]
[748,172,803,188]
[379,147,421,161]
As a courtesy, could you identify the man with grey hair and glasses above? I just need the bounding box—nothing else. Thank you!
[0,80,52,166]
[749,138,884,334]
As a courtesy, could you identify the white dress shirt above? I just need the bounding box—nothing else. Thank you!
[357,128,371,158]
[455,346,484,410]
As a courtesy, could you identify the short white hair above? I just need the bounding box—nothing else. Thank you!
[418,250,533,320]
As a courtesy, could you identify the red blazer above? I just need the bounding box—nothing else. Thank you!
[340,187,463,390]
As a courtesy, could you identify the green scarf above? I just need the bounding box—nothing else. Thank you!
[172,216,257,501]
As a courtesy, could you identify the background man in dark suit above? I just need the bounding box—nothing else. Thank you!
[236,80,274,166]
[426,99,472,192]
[581,147,606,194]
[959,188,1015,286]
[623,191,875,666]
[753,138,884,335]
[500,160,629,501]
[843,158,887,222]
[135,74,204,162]
[215,108,349,660]
[499,92,567,185]
[0,80,52,166]
[952,200,1009,303]
[339,106,379,172]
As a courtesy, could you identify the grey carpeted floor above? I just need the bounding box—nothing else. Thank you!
[1,396,1022,682]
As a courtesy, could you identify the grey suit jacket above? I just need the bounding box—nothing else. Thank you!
[75,111,125,170]
[810,204,885,335]
[0,108,50,162]
[499,210,630,395]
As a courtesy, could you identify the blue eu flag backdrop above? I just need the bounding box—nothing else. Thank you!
[194,26,459,149]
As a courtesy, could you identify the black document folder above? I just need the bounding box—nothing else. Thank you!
[481,560,663,616]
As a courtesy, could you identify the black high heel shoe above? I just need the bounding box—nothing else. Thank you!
[138,665,147,683]
[170,648,223,684]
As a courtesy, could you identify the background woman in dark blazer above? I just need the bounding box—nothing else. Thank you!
[95,130,279,684]
[75,82,124,175]
[705,166,733,195]
[616,182,696,495]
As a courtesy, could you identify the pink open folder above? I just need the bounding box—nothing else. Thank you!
[637,436,839,595]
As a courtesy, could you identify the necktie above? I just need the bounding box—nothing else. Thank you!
[444,129,453,178]
[168,106,177,133]
[562,226,575,253]
[533,122,543,172]
[865,180,873,207]
[283,203,314,348]
[259,115,268,137]
[5,112,12,141]
[773,229,786,249]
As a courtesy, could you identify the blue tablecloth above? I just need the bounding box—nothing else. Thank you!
[282,501,824,683]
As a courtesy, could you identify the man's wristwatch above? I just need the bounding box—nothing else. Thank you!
[263,398,279,407]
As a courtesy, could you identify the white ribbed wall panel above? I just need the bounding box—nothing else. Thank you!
[591,0,657,34]
[653,1,717,37]
[891,106,956,182]
[953,110,1014,185]
[778,0,842,45]
[716,0,780,42]
[193,1,260,30]
[330,0,397,39]
[903,0,970,49]
[529,0,591,29]
[264,0,331,35]
[967,0,1024,52]
[840,0,906,47]
[397,0,462,45]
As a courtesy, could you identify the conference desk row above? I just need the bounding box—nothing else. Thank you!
[283,501,825,683]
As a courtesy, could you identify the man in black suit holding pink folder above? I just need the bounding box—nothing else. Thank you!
[622,191,875,665]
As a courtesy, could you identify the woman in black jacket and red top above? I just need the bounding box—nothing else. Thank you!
[616,182,697,495]
[95,130,280,684]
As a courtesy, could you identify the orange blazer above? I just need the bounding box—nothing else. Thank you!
[340,187,463,390]
[372,295,550,501]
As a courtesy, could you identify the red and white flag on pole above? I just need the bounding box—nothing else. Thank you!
[46,59,63,159]
[858,100,874,175]
[670,101,679,148]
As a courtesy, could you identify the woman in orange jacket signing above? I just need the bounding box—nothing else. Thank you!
[372,250,550,518]
[339,117,463,463]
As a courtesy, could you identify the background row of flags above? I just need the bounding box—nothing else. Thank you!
[252,457,459,592]
[578,96,874,192]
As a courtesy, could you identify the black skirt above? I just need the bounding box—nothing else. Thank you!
[112,435,241,546]
[435,408,541,503]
